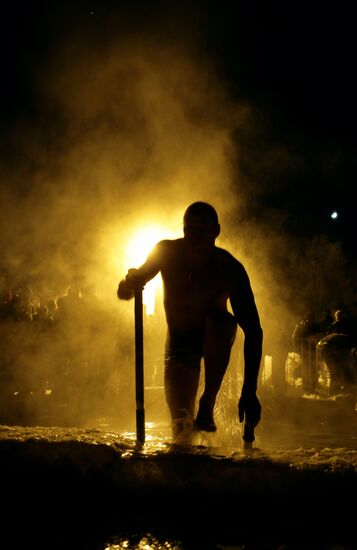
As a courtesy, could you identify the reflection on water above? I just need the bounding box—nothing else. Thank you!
[104,534,184,549]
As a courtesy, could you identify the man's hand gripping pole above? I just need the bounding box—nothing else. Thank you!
[238,392,261,450]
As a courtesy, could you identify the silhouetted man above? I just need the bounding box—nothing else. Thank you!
[118,202,263,440]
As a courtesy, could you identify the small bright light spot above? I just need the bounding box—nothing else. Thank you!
[331,211,338,219]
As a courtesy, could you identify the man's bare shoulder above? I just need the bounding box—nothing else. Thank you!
[215,246,246,272]
[155,238,183,252]
[215,247,254,296]
[151,238,183,261]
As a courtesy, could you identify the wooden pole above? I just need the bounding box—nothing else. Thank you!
[134,289,145,444]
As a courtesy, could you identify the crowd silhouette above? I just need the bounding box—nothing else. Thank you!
[0,282,126,424]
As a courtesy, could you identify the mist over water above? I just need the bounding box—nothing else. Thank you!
[0,8,356,439]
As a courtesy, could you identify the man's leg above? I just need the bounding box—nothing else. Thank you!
[164,360,200,439]
[195,309,237,431]
[164,330,203,439]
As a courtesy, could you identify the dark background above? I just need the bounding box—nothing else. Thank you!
[0,1,355,262]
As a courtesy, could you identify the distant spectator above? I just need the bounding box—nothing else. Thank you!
[292,312,321,394]
[318,309,356,396]
[11,287,35,321]
[327,309,354,338]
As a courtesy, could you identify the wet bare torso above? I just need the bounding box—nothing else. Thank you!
[149,239,237,331]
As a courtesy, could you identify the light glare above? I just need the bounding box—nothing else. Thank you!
[126,225,166,315]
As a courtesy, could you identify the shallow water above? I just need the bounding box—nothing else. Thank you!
[1,395,357,550]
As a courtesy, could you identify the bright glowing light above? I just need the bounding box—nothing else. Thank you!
[331,211,338,219]
[125,225,166,315]
[126,226,164,267]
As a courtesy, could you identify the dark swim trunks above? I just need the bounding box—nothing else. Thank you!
[164,328,204,370]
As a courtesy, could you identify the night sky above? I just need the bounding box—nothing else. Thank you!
[205,1,357,262]
[0,1,356,265]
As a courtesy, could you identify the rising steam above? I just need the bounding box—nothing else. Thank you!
[0,10,354,439]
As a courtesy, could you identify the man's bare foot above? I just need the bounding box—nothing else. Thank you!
[194,408,217,432]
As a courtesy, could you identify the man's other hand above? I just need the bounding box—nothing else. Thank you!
[238,392,261,426]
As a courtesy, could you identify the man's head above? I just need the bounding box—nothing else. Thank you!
[183,202,220,248]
